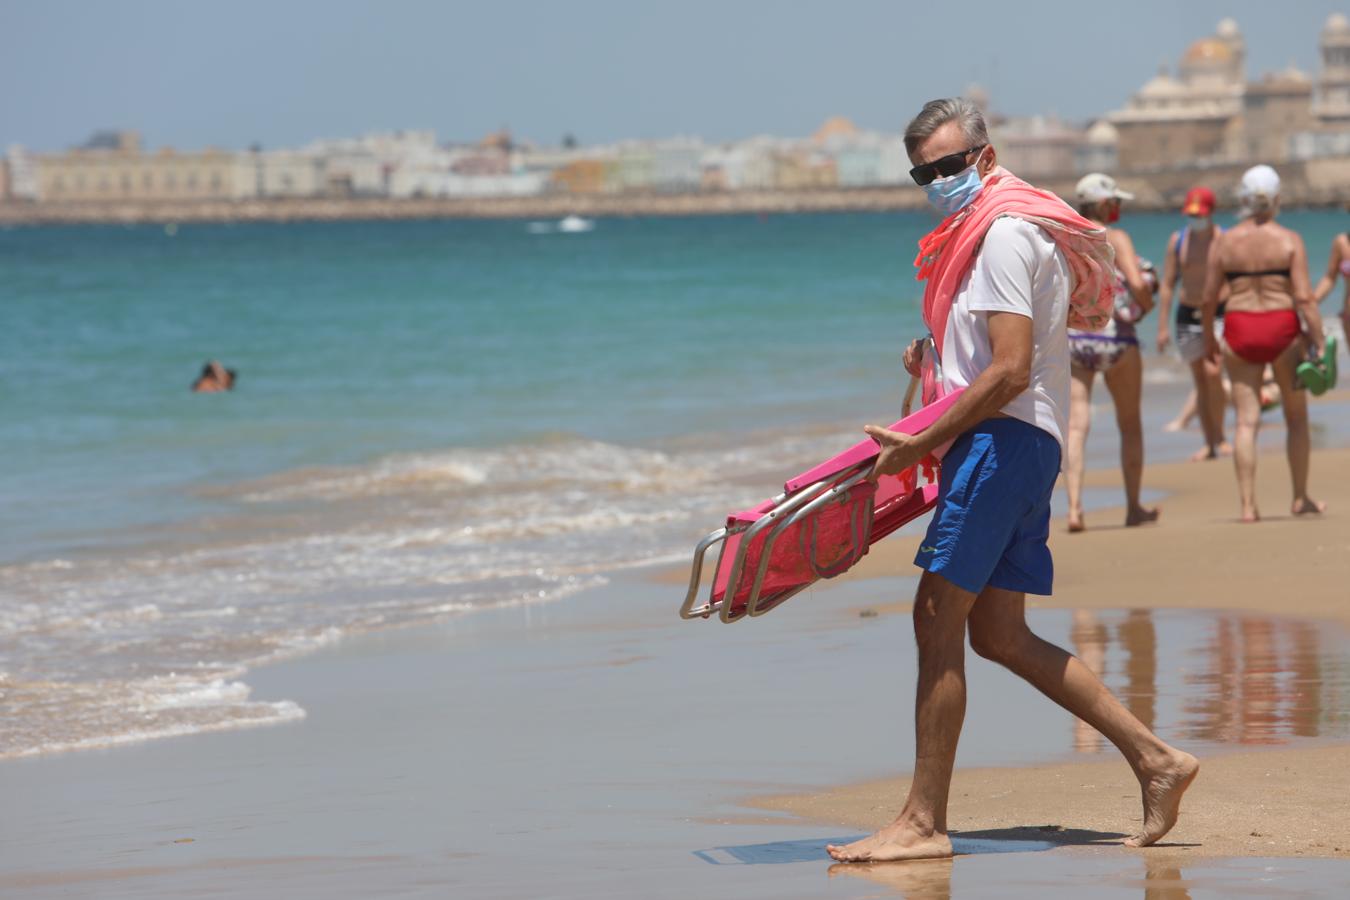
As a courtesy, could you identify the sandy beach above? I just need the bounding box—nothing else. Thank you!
[832,433,1350,626]
[743,421,1350,867]
[4,416,1349,897]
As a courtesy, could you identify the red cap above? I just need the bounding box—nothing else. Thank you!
[1182,187,1215,216]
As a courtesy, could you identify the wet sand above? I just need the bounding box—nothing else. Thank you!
[741,432,1350,863]
[4,586,1346,896]
[749,742,1350,861]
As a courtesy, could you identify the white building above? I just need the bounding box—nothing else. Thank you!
[651,139,703,192]
[387,168,547,198]
[1314,13,1350,125]
[709,138,783,190]
[835,144,880,187]
[1075,120,1120,175]
[5,145,39,200]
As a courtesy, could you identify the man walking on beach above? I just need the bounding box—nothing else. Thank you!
[827,98,1198,863]
[1156,187,1231,461]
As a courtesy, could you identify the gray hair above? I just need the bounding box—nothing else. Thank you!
[904,98,990,155]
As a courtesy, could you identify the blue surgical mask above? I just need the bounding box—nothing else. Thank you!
[923,157,985,216]
[1186,215,1211,230]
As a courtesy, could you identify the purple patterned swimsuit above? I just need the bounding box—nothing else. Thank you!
[1068,269,1137,372]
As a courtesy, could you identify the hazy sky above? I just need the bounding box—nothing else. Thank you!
[3,0,1348,152]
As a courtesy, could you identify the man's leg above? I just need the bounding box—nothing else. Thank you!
[826,571,978,862]
[1103,346,1158,527]
[1189,357,1229,459]
[967,587,1198,846]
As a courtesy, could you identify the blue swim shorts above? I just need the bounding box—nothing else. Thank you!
[913,418,1061,596]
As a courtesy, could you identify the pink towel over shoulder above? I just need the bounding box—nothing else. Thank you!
[913,166,1116,401]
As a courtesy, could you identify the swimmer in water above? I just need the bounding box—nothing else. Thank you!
[191,360,236,393]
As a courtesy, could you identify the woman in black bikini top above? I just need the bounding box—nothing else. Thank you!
[1199,164,1325,523]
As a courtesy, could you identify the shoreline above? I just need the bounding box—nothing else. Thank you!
[2,181,1348,226]
[1,189,934,226]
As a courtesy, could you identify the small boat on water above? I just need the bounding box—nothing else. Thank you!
[557,214,595,233]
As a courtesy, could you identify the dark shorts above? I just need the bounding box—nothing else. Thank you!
[914,418,1061,596]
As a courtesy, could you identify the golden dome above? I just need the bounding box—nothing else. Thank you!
[1182,38,1234,65]
[813,116,859,143]
[480,129,512,151]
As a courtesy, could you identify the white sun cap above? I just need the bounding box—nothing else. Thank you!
[1075,172,1135,203]
[1238,164,1281,202]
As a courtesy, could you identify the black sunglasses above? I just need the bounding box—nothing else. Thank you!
[909,145,986,186]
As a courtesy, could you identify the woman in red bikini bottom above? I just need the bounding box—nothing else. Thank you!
[1201,165,1327,522]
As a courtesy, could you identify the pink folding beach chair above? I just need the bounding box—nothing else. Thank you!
[679,388,964,623]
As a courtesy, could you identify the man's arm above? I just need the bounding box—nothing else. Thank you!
[1156,232,1179,353]
[867,311,1031,479]
[1311,236,1343,304]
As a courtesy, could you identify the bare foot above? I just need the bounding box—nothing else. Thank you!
[1125,506,1160,527]
[826,819,954,862]
[1292,497,1326,516]
[1124,751,1199,847]
[1162,419,1186,433]
[1067,510,1086,534]
[1240,506,1260,523]
[1189,443,1231,462]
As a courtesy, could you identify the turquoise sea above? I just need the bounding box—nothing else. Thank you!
[3,209,1348,757]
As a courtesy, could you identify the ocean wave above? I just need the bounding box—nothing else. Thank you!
[218,437,711,504]
[0,423,862,760]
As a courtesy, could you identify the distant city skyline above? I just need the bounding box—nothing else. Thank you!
[3,0,1348,152]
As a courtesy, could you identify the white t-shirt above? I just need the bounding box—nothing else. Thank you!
[936,216,1071,448]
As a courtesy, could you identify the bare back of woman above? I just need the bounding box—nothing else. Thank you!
[1201,167,1325,523]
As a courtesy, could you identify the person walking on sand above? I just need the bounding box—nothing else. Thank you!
[1062,173,1160,533]
[826,98,1198,864]
[1311,218,1350,336]
[1156,187,1231,461]
[1201,165,1326,523]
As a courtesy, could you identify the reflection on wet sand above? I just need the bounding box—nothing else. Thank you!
[1071,610,1108,753]
[1143,861,1192,900]
[1182,613,1346,746]
[825,853,1193,899]
[828,857,953,899]
[1119,609,1157,736]
[1064,610,1349,754]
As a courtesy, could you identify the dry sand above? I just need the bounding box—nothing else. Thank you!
[845,448,1350,626]
[741,440,1350,860]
